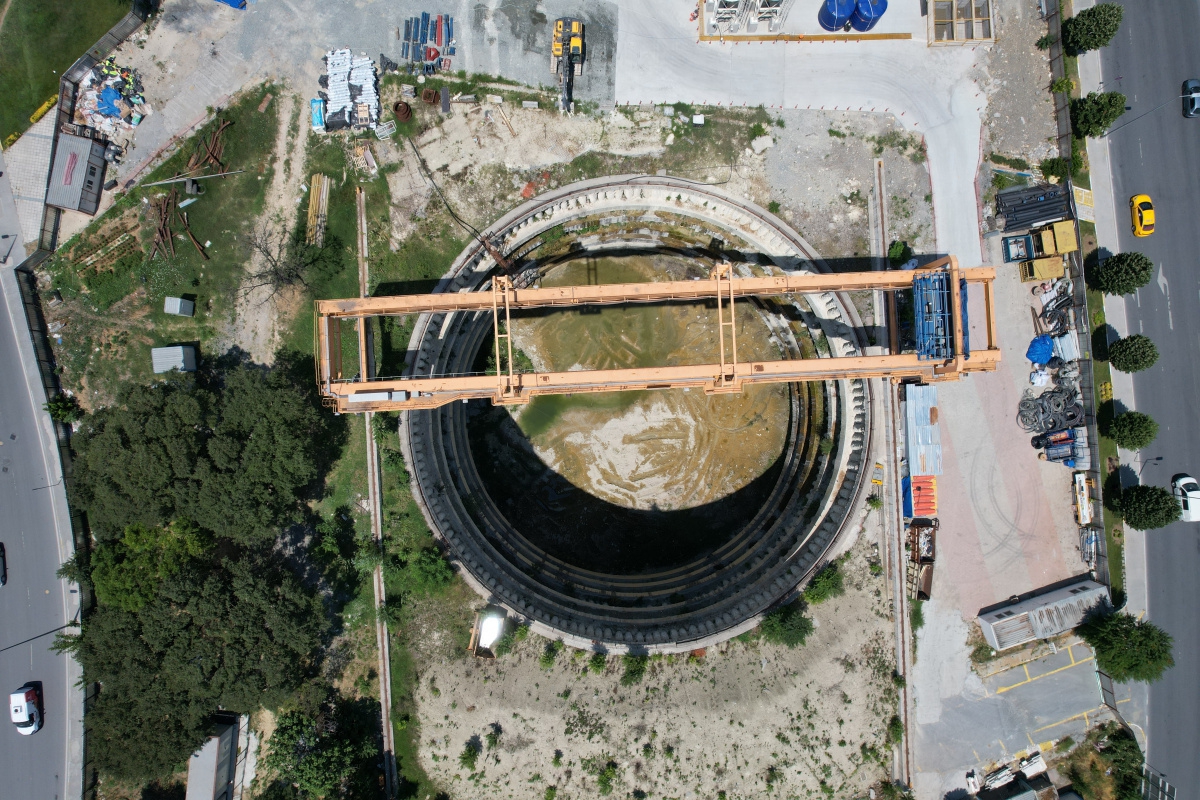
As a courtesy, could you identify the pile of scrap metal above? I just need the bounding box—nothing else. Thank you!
[317,49,379,131]
[149,189,208,261]
[906,518,937,601]
[188,119,231,172]
[73,56,149,137]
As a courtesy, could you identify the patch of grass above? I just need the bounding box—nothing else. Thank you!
[1056,736,1075,753]
[991,171,1029,191]
[587,652,607,674]
[44,83,281,403]
[910,599,925,632]
[620,654,648,685]
[0,0,130,142]
[885,714,904,746]
[749,122,768,141]
[828,128,848,138]
[767,200,781,214]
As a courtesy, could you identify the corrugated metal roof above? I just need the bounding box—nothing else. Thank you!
[979,580,1109,651]
[46,134,100,211]
[164,297,195,316]
[905,384,942,476]
[151,346,197,374]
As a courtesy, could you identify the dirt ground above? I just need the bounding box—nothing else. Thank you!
[223,92,310,363]
[410,526,896,800]
[764,110,936,264]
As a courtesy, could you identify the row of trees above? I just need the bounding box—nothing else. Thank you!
[1037,5,1126,180]
[57,359,357,784]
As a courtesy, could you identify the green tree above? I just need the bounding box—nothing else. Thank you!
[802,563,845,604]
[1108,334,1159,373]
[888,240,914,267]
[1077,611,1174,683]
[261,703,376,797]
[1071,91,1127,138]
[45,393,83,424]
[1040,141,1084,183]
[70,363,336,545]
[760,602,814,648]
[53,554,327,782]
[91,520,212,611]
[1119,484,1180,530]
[1096,252,1154,295]
[1109,411,1159,450]
[1061,3,1124,54]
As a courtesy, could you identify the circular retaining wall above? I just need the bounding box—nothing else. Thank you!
[399,175,873,653]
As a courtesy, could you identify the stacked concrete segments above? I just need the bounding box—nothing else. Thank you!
[399,176,873,653]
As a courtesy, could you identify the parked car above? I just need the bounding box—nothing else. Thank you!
[1182,79,1200,118]
[8,685,41,736]
[0,542,6,585]
[1130,194,1155,237]
[1172,475,1200,522]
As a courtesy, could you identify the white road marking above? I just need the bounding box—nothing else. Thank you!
[1157,264,1173,330]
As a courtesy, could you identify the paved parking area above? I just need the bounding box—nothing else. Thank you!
[913,636,1131,781]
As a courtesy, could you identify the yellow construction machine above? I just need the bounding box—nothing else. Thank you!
[551,17,584,112]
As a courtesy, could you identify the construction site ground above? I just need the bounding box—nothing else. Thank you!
[409,530,896,800]
[909,259,1124,799]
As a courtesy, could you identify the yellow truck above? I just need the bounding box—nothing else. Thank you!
[1002,221,1079,283]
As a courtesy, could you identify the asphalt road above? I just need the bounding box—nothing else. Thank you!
[1099,1,1200,791]
[0,151,78,799]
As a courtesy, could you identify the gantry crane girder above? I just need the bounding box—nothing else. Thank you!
[315,256,1000,413]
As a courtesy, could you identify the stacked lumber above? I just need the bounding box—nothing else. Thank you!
[306,174,330,247]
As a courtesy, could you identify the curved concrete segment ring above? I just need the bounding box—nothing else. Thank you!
[399,175,873,653]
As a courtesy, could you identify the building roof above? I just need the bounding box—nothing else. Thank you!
[46,134,103,212]
[164,297,196,316]
[152,346,197,374]
[980,579,1109,650]
[905,384,942,476]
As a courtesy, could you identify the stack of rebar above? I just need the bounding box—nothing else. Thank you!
[148,188,209,261]
[187,118,231,173]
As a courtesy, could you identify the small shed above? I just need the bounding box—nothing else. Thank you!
[978,579,1109,651]
[46,133,108,216]
[152,345,197,374]
[164,297,196,317]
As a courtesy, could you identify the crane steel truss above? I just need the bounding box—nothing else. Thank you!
[315,256,1000,412]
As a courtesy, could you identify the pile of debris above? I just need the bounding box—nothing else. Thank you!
[319,49,379,131]
[149,189,208,262]
[402,12,458,75]
[73,56,150,137]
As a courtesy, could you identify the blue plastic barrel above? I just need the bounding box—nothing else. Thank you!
[818,0,855,31]
[850,0,888,31]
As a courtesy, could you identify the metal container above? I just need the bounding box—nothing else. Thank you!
[817,0,855,30]
[850,0,888,31]
[393,101,412,122]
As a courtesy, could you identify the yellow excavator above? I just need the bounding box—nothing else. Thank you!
[550,17,584,112]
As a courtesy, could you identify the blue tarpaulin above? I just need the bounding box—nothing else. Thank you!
[96,86,123,117]
[1026,334,1053,365]
[212,0,247,8]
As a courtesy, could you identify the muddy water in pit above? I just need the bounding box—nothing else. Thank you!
[468,254,799,574]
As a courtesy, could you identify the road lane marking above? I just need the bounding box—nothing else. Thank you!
[1157,263,1172,329]
[996,654,1094,693]
[1033,706,1107,733]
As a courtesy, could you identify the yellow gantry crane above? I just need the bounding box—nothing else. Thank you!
[314,257,1000,413]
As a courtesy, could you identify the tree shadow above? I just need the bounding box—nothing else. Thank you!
[1082,245,1114,292]
[140,781,186,800]
[1092,323,1116,362]
[1103,463,1137,512]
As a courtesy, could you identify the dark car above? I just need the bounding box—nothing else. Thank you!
[0,542,6,586]
[1183,79,1200,118]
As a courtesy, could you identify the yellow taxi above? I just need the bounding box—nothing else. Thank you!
[1130,194,1155,237]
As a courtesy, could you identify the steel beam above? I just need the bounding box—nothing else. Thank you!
[316,265,997,317]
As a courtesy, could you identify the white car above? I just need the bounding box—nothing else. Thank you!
[9,685,41,735]
[1172,475,1200,522]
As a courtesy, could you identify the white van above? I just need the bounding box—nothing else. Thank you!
[9,686,41,735]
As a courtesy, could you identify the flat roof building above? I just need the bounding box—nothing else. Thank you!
[978,579,1109,652]
[185,721,237,800]
[46,133,108,216]
[152,345,197,374]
